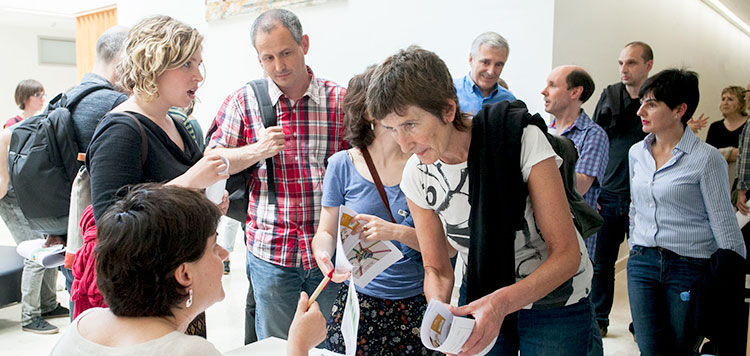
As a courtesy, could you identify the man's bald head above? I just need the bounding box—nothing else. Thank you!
[560,65,595,103]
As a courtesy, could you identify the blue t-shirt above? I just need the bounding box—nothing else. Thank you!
[321,150,425,299]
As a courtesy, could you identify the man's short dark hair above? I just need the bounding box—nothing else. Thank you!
[250,8,303,50]
[367,46,470,131]
[96,27,128,64]
[95,183,221,318]
[344,65,377,149]
[639,68,699,127]
[625,41,654,62]
[565,69,595,104]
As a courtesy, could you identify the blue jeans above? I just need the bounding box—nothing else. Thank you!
[590,191,630,328]
[491,298,601,355]
[460,279,601,356]
[60,267,74,321]
[244,251,257,345]
[247,251,341,341]
[627,245,707,355]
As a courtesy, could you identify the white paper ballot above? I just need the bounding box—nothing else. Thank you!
[737,205,750,228]
[16,239,65,268]
[336,205,403,288]
[308,348,345,356]
[341,274,360,356]
[420,299,497,355]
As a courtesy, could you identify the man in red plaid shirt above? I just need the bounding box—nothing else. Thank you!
[207,9,346,342]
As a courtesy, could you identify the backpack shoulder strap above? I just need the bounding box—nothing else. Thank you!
[247,79,278,205]
[62,84,112,113]
[248,79,276,127]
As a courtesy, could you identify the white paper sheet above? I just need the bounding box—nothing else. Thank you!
[737,208,750,228]
[15,239,65,268]
[336,205,403,288]
[341,274,360,356]
[419,299,497,355]
[308,348,346,356]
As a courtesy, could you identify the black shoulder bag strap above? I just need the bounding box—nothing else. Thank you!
[248,79,278,205]
[361,147,396,223]
[120,111,149,166]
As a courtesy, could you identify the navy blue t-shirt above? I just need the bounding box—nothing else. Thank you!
[321,150,424,299]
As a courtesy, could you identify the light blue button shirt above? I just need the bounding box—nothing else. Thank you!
[454,74,516,115]
[628,128,746,259]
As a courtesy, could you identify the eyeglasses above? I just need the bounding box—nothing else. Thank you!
[32,92,46,98]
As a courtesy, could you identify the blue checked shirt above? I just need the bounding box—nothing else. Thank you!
[550,110,609,258]
[454,74,515,115]
[629,129,746,259]
[735,119,750,190]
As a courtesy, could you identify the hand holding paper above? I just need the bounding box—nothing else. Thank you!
[420,299,497,356]
[314,250,351,284]
[450,296,504,356]
[16,239,65,268]
[351,213,399,242]
[336,206,403,288]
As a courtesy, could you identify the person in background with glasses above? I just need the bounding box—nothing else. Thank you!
[6,79,45,128]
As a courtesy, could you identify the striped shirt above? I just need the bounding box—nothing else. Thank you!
[550,110,609,259]
[209,68,347,269]
[735,118,750,190]
[628,128,746,259]
[549,110,609,210]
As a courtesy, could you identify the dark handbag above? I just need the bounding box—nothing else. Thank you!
[206,79,277,225]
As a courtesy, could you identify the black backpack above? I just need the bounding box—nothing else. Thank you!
[8,84,109,234]
[206,79,277,227]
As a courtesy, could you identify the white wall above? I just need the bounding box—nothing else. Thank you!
[116,0,555,129]
[0,23,77,120]
[552,0,750,137]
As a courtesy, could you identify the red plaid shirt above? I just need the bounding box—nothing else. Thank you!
[209,68,346,269]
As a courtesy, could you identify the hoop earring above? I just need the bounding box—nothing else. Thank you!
[186,289,193,308]
[370,122,375,131]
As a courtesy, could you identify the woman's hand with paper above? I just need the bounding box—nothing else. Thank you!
[352,213,422,251]
[449,290,507,356]
[314,250,351,283]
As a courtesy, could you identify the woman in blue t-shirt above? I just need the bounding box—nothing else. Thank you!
[312,67,440,355]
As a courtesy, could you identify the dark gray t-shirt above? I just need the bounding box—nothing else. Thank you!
[593,83,645,196]
[68,73,128,153]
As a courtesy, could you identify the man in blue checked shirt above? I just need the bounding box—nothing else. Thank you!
[543,65,608,261]
[453,32,516,116]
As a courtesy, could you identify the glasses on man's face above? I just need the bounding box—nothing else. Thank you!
[32,92,46,98]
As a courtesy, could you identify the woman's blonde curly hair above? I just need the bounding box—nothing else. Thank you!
[118,15,203,101]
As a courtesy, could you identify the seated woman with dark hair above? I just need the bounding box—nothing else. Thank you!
[50,184,326,355]
[627,69,746,355]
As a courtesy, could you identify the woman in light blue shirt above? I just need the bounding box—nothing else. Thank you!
[627,69,746,355]
[311,68,438,355]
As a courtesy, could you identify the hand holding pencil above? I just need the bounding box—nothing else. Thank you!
[288,291,326,356]
[308,269,334,308]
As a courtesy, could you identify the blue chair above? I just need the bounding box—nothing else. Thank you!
[0,246,24,307]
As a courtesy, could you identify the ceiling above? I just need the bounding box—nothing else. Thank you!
[0,1,748,34]
[722,0,750,29]
[0,0,114,32]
